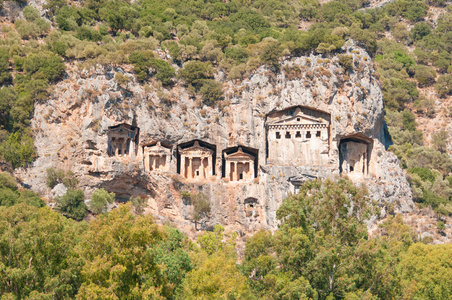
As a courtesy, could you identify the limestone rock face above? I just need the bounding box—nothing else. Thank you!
[16,41,413,240]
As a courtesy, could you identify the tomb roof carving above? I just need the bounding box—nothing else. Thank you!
[142,141,172,149]
[108,123,137,133]
[268,108,329,127]
[224,148,255,161]
[143,141,172,156]
[178,141,214,155]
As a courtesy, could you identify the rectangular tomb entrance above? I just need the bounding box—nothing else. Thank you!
[339,137,371,180]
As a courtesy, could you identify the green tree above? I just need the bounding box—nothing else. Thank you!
[0,203,85,298]
[24,51,66,82]
[0,48,12,84]
[199,79,223,106]
[277,178,374,298]
[431,130,449,153]
[130,195,147,215]
[176,225,253,299]
[397,243,452,299]
[76,204,169,299]
[415,65,436,87]
[435,74,452,97]
[46,168,79,189]
[261,41,283,71]
[0,132,35,169]
[90,188,115,214]
[178,61,213,90]
[56,189,87,221]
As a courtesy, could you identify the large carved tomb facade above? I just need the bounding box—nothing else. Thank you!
[178,140,215,180]
[223,147,257,182]
[107,123,139,157]
[143,141,172,172]
[266,106,331,166]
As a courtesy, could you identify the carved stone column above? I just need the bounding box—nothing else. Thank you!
[129,138,135,158]
[188,157,193,179]
[225,159,230,180]
[233,162,238,181]
[144,153,149,172]
[152,156,157,171]
[180,155,186,178]
[207,155,212,177]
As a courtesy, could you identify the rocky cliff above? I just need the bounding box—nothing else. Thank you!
[16,41,413,241]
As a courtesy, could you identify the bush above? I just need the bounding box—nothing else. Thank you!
[414,65,436,87]
[190,192,210,221]
[407,167,435,182]
[178,61,214,90]
[114,72,131,87]
[0,48,12,84]
[56,189,87,220]
[261,42,283,70]
[130,195,147,215]
[14,20,40,39]
[435,74,452,97]
[200,79,223,106]
[23,6,40,21]
[338,54,353,71]
[24,52,66,82]
[0,132,35,169]
[76,25,102,42]
[90,188,115,214]
[0,172,17,191]
[411,22,432,41]
[153,59,176,86]
[432,130,449,153]
[46,168,79,189]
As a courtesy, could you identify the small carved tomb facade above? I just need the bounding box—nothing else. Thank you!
[267,107,330,166]
[143,142,172,172]
[178,141,214,180]
[108,123,139,157]
[224,148,255,182]
[340,141,368,178]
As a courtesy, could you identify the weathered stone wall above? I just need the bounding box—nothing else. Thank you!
[16,41,413,240]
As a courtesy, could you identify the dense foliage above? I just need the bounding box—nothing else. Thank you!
[0,0,451,214]
[0,177,451,299]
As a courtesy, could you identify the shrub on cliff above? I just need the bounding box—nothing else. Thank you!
[0,48,11,84]
[436,74,452,97]
[0,132,35,169]
[46,168,79,189]
[415,65,436,87]
[90,188,115,214]
[56,189,87,221]
[200,79,223,106]
[178,61,214,90]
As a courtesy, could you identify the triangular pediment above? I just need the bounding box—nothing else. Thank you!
[269,108,328,126]
[109,123,137,133]
[179,141,213,154]
[225,148,255,160]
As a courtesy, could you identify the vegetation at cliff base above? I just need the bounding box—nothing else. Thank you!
[0,177,451,299]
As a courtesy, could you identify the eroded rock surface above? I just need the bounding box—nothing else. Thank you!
[16,41,413,241]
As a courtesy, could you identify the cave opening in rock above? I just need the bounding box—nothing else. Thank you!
[339,134,373,178]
